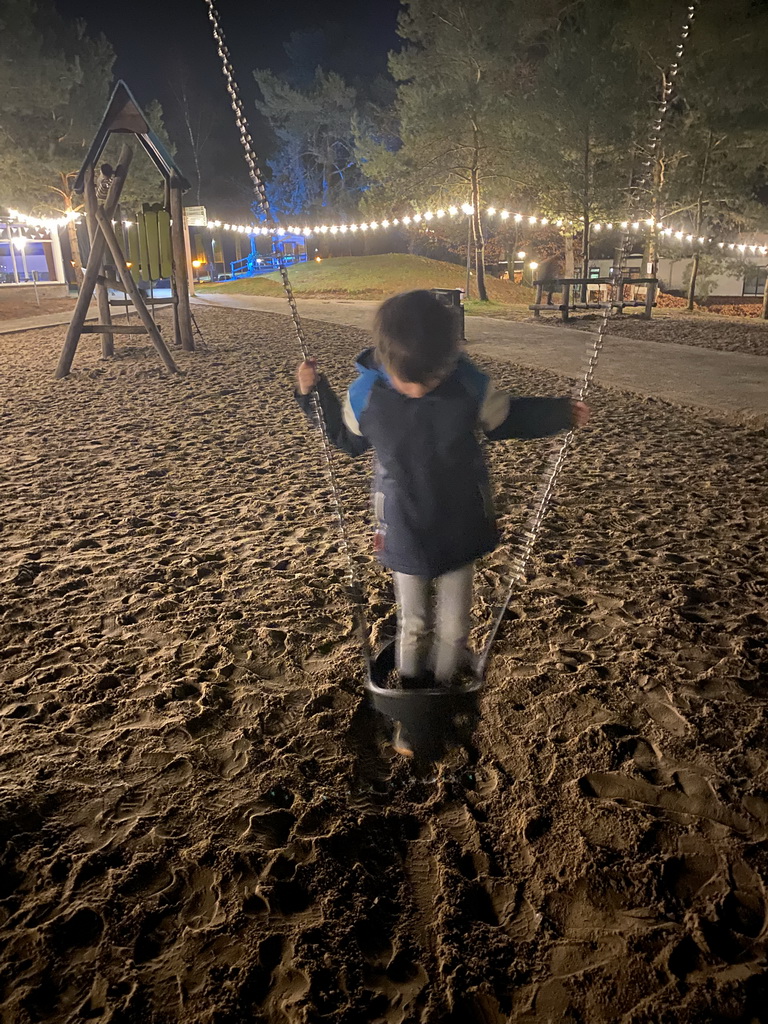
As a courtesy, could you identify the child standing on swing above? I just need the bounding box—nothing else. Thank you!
[295,289,589,752]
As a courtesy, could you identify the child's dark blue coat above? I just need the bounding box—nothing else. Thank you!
[297,348,572,578]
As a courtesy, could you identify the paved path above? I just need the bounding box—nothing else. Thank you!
[194,294,768,425]
[3,294,764,424]
[0,310,96,334]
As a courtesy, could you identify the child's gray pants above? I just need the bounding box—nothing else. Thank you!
[392,562,474,684]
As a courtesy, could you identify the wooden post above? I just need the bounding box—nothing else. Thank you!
[169,182,195,351]
[84,166,113,357]
[533,281,543,317]
[56,145,133,379]
[561,282,571,322]
[95,207,178,374]
[645,280,657,320]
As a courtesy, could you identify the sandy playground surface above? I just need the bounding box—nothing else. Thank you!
[1,306,767,1023]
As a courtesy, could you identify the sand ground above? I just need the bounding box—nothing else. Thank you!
[1,307,767,1023]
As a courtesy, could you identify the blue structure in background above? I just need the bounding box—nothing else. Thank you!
[230,231,308,278]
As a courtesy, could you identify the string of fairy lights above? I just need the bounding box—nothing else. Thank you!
[5,202,768,257]
[5,10,764,259]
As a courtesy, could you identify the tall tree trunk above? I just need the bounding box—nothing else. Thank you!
[470,165,487,301]
[645,154,664,276]
[686,253,700,311]
[762,273,768,320]
[564,231,575,278]
[646,72,670,277]
[63,177,84,286]
[465,215,472,300]
[66,217,84,287]
[687,131,713,311]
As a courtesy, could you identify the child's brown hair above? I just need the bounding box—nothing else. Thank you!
[374,290,458,385]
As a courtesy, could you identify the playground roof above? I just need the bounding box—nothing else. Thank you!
[73,80,190,194]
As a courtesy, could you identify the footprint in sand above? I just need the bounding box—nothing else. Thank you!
[48,906,104,955]
[234,935,311,1019]
[212,735,251,779]
[631,683,689,737]
[579,771,758,837]
[241,807,296,849]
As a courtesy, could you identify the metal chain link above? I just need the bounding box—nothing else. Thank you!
[203,0,370,657]
[477,1,699,673]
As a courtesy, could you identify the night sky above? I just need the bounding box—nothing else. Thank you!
[55,0,402,210]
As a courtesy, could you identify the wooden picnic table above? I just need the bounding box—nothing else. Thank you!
[530,275,657,321]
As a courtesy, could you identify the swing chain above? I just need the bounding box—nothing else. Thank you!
[203,0,369,650]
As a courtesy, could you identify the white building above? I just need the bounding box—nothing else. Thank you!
[1,210,68,297]
[591,243,768,301]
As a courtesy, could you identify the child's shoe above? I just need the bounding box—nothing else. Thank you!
[392,722,414,757]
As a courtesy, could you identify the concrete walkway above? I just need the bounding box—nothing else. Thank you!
[0,311,91,334]
[194,294,768,425]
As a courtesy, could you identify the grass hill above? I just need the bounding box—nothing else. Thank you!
[197,253,533,308]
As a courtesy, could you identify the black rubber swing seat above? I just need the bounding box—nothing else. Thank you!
[364,640,483,762]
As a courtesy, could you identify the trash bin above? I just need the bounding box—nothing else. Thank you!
[429,287,465,342]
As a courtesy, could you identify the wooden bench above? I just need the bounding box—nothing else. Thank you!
[530,276,658,321]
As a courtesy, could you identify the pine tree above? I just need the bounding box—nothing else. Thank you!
[253,67,363,218]
[359,0,563,300]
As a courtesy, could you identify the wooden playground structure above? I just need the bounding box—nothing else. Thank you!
[55,82,194,379]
